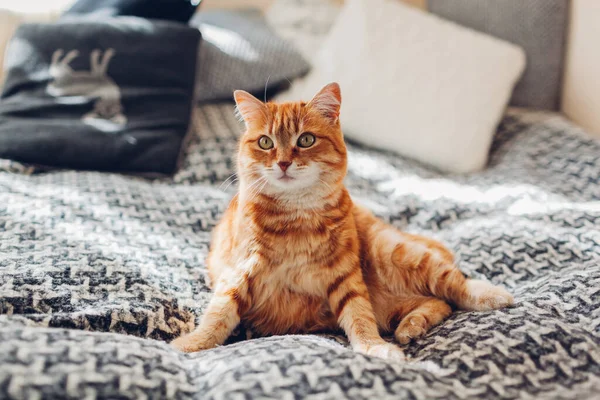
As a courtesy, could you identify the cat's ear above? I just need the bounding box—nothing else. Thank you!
[234,90,267,128]
[307,82,341,122]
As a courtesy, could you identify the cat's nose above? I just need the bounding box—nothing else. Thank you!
[277,161,292,172]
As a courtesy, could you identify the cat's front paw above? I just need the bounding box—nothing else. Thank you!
[355,341,405,361]
[171,333,216,353]
[395,314,429,345]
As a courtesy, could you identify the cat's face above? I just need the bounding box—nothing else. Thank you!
[234,83,346,197]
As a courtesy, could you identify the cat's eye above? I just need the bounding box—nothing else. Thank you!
[297,133,316,148]
[258,136,274,150]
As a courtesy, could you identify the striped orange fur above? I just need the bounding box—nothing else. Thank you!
[171,83,514,359]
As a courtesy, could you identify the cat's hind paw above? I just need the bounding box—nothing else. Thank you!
[460,279,514,311]
[356,341,405,361]
[171,333,216,353]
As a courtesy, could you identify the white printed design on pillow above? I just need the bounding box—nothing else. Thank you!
[47,49,127,129]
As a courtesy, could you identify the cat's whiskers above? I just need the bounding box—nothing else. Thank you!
[244,175,269,199]
[222,178,239,192]
[244,175,265,191]
[254,178,270,199]
[248,179,268,200]
[264,74,272,103]
[219,173,238,191]
[222,166,261,192]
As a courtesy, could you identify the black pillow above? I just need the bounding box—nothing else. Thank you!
[0,18,200,174]
[63,0,200,22]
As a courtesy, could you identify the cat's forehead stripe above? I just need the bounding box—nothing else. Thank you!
[270,103,304,145]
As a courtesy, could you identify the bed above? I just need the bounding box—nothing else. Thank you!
[1,103,599,399]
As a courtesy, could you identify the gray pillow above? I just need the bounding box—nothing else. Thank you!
[429,0,569,111]
[190,9,310,103]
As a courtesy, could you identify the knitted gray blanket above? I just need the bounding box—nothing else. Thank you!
[1,106,599,399]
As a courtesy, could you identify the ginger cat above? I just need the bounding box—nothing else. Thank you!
[172,83,513,360]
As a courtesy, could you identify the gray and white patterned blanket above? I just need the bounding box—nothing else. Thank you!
[1,105,599,399]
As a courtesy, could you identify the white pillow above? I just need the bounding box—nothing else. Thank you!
[278,0,526,174]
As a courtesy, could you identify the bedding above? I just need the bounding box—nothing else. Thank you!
[0,18,200,174]
[1,105,599,399]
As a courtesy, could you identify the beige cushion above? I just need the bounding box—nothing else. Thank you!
[278,0,526,174]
